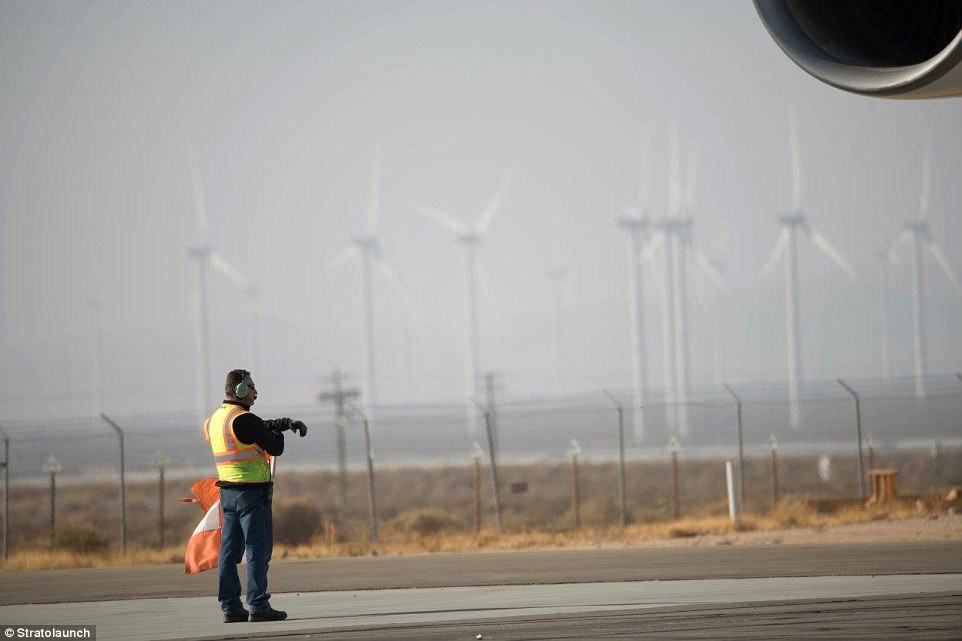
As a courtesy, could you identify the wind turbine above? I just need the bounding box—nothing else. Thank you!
[618,128,651,443]
[333,146,415,422]
[762,113,855,430]
[889,148,962,397]
[645,134,726,438]
[187,159,257,415]
[418,164,517,434]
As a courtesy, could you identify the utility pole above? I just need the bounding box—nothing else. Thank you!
[602,390,627,527]
[484,371,502,457]
[318,369,359,507]
[470,398,502,531]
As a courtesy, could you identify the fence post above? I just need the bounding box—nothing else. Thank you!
[769,435,779,510]
[347,403,378,543]
[836,379,867,499]
[150,451,170,549]
[667,436,681,520]
[603,390,627,527]
[471,399,502,532]
[867,434,875,472]
[567,439,583,529]
[471,442,483,533]
[43,455,62,548]
[100,414,126,554]
[1,428,8,560]
[722,383,745,507]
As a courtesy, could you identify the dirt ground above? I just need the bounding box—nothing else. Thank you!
[637,512,962,548]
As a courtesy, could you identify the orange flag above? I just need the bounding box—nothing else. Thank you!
[184,477,221,575]
[184,458,275,575]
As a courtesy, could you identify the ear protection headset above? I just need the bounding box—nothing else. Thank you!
[232,369,251,399]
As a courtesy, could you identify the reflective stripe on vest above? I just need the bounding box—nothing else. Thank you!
[206,403,271,483]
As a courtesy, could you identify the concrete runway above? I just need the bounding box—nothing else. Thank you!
[2,542,960,639]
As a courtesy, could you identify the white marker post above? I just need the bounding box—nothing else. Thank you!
[726,460,741,522]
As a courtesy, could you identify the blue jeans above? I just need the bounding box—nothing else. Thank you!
[218,485,274,613]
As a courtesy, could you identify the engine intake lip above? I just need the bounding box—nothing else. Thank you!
[754,0,962,98]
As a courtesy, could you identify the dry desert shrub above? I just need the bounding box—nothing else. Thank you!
[273,499,323,545]
[388,507,464,537]
[56,524,109,555]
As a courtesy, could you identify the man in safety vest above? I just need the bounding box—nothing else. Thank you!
[204,368,308,623]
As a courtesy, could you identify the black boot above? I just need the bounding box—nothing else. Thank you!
[249,607,287,622]
[223,608,249,623]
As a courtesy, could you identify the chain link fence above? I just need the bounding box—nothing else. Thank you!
[1,374,959,556]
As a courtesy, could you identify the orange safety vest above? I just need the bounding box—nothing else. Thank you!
[203,403,272,483]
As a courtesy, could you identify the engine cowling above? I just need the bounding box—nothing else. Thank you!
[754,0,962,99]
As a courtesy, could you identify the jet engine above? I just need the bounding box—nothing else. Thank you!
[753,1,962,98]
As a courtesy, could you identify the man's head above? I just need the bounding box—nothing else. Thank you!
[225,369,257,406]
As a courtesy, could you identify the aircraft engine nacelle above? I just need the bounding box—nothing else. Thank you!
[754,0,962,99]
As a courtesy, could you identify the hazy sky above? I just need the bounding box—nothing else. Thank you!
[2,1,961,421]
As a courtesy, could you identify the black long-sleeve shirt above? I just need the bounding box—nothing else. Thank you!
[226,401,285,456]
[215,400,284,488]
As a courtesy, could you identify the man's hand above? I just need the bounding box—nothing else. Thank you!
[291,420,307,437]
[265,418,293,433]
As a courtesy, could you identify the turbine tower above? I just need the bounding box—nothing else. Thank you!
[187,159,258,416]
[333,146,415,422]
[418,165,516,434]
[618,128,651,443]
[889,149,962,397]
[645,135,725,438]
[762,113,854,430]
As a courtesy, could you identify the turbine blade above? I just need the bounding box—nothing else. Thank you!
[477,163,518,234]
[189,156,209,245]
[331,244,360,269]
[418,205,467,236]
[790,109,801,212]
[809,229,855,278]
[920,145,931,219]
[927,241,962,298]
[208,251,251,290]
[640,232,664,261]
[367,145,383,234]
[692,249,728,292]
[374,255,419,315]
[762,228,789,275]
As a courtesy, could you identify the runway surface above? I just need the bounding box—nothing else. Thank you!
[2,542,960,639]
